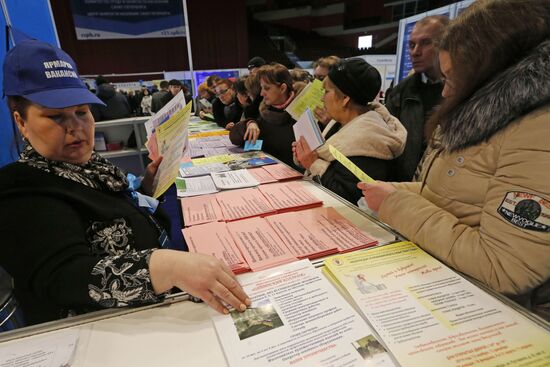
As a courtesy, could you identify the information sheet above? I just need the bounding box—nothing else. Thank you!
[293,108,325,151]
[151,100,192,198]
[247,167,278,184]
[212,260,395,367]
[175,175,219,197]
[261,163,303,181]
[227,217,297,271]
[285,79,325,121]
[258,181,323,212]
[324,241,550,367]
[216,187,276,221]
[180,193,223,226]
[211,169,259,190]
[183,221,250,274]
[266,207,377,259]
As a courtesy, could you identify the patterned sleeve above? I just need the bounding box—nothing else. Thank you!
[88,248,164,308]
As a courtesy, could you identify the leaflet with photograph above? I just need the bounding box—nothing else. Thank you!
[285,79,325,121]
[175,175,219,197]
[293,108,325,151]
[324,241,550,367]
[266,207,377,259]
[183,221,250,274]
[180,193,223,227]
[212,260,395,367]
[211,169,260,190]
[258,181,323,212]
[215,187,276,221]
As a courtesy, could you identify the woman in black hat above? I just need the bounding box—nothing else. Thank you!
[0,39,249,326]
[293,58,407,204]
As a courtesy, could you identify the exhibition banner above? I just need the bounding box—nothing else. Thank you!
[70,0,186,40]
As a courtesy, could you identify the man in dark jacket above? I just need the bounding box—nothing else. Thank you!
[151,80,170,113]
[386,15,449,181]
[91,76,131,121]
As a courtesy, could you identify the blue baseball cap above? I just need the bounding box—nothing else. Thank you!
[3,39,105,108]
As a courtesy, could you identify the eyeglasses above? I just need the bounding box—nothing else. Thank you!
[215,88,230,97]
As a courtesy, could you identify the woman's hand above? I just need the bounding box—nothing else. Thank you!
[225,122,235,130]
[141,155,163,196]
[199,111,206,119]
[293,137,318,170]
[149,250,251,314]
[243,121,260,145]
[357,181,396,212]
[313,106,331,126]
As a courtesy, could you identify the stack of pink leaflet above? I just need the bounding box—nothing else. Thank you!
[215,187,276,221]
[258,181,323,213]
[266,207,377,258]
[247,167,278,184]
[261,163,303,181]
[182,222,250,274]
[226,217,297,272]
[180,194,223,227]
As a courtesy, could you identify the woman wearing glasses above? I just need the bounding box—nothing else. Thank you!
[360,0,550,320]
[293,58,407,204]
[212,78,243,130]
[230,63,306,170]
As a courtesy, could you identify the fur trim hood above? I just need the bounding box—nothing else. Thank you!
[441,40,550,152]
[308,102,407,177]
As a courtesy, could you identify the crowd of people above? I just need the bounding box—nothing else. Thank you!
[0,0,548,329]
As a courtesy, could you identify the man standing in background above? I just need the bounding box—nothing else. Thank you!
[386,15,449,181]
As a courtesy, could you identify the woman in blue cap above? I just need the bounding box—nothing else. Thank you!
[0,39,249,325]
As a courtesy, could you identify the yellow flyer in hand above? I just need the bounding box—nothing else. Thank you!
[328,145,375,183]
[152,101,192,198]
[285,79,325,120]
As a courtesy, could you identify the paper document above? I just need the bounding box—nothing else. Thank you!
[211,169,259,189]
[183,221,250,274]
[285,79,325,121]
[329,144,375,183]
[215,187,276,221]
[258,181,323,212]
[151,100,192,198]
[247,167,278,184]
[176,176,219,197]
[324,241,550,367]
[261,163,303,181]
[180,193,223,226]
[179,162,230,178]
[266,207,377,259]
[227,217,297,271]
[0,329,79,367]
[293,108,324,150]
[212,260,395,367]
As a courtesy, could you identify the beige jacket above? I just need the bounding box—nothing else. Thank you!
[379,40,550,318]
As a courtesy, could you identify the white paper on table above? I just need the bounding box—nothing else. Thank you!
[292,108,324,151]
[176,176,219,197]
[212,260,395,367]
[179,163,230,178]
[0,329,79,367]
[210,169,259,190]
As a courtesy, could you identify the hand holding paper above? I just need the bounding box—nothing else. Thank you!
[357,181,396,212]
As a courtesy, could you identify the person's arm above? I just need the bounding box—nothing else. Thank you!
[378,123,550,296]
[212,98,228,128]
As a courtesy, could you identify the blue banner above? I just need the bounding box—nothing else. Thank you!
[70,0,185,40]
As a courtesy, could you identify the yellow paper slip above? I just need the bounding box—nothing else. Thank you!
[189,130,229,138]
[328,145,375,183]
[285,79,325,121]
